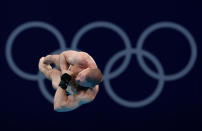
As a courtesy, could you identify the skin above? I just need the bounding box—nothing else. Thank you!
[38,50,100,112]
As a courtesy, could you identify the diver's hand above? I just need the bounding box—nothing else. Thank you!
[62,69,73,76]
[61,65,73,76]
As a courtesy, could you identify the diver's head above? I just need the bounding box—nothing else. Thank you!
[75,68,102,88]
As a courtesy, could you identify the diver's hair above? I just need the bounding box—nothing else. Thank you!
[86,68,103,87]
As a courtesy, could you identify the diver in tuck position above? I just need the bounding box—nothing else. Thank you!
[38,50,102,112]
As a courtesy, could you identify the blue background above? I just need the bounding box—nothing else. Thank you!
[0,0,201,130]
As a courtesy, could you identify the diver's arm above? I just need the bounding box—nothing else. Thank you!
[59,53,69,74]
[54,87,79,112]
[59,50,76,74]
[76,85,99,104]
[54,85,99,112]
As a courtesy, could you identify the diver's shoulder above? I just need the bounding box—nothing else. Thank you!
[61,50,78,56]
[78,51,90,56]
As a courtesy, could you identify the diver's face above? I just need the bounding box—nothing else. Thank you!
[75,69,94,88]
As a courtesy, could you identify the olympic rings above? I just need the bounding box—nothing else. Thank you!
[71,21,132,79]
[104,49,165,108]
[5,21,66,81]
[136,22,197,81]
[5,21,198,108]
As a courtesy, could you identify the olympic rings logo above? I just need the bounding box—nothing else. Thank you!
[5,21,197,108]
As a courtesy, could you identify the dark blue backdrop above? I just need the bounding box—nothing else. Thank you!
[0,0,201,130]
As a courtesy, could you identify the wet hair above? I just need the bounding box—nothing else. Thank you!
[85,68,103,87]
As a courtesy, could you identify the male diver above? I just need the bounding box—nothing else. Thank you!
[38,50,102,112]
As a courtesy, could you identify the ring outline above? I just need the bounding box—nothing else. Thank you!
[5,21,66,81]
